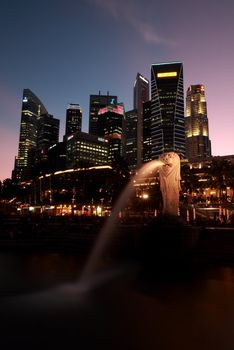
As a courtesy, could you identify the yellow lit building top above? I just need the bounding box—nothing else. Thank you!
[157,72,177,78]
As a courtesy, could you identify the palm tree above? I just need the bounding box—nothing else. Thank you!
[181,164,200,203]
[208,158,234,204]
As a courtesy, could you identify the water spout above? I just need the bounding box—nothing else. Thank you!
[81,159,165,281]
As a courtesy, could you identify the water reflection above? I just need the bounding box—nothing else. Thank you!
[1,253,234,349]
[0,252,85,296]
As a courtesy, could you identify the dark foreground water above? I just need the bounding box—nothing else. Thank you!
[1,251,234,350]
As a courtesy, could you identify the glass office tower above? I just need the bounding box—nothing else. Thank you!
[65,104,82,136]
[98,104,124,163]
[134,73,150,115]
[13,89,59,181]
[133,73,150,167]
[142,100,152,163]
[13,89,48,182]
[89,92,118,136]
[151,62,185,158]
[36,113,60,169]
[125,109,138,169]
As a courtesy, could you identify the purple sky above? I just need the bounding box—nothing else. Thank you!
[0,0,234,181]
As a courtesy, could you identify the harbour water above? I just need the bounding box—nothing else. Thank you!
[0,251,86,297]
[1,249,234,349]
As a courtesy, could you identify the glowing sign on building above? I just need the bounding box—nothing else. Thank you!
[98,105,124,115]
[110,98,116,105]
[157,72,177,78]
[112,105,124,115]
[98,107,108,115]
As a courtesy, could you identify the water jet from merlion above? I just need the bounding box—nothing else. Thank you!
[81,152,181,281]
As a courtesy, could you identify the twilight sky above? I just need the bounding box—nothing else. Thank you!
[0,0,234,181]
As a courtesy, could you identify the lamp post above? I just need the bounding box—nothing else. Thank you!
[142,193,149,216]
[100,198,104,216]
[71,187,76,216]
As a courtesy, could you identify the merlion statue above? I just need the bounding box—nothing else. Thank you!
[158,152,181,216]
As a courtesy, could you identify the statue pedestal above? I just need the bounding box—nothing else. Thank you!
[140,215,201,271]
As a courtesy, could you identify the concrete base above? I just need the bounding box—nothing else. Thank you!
[140,215,201,268]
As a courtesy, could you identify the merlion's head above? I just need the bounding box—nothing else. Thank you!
[159,152,180,168]
[158,152,181,183]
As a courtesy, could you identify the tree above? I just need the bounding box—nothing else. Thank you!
[209,158,233,202]
[181,164,200,202]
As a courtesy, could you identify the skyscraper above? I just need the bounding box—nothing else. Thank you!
[37,114,60,154]
[36,113,60,173]
[185,84,211,161]
[151,62,185,158]
[133,73,150,167]
[13,89,59,182]
[125,109,138,169]
[46,142,66,173]
[142,100,152,163]
[134,73,150,115]
[98,104,124,163]
[13,89,48,182]
[89,92,117,136]
[65,104,82,136]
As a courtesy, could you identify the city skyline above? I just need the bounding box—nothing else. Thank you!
[1,0,234,180]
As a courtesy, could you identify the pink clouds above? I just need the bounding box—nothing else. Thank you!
[89,0,175,46]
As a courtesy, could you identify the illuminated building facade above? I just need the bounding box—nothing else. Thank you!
[13,89,60,181]
[65,104,82,136]
[125,109,138,169]
[29,165,127,212]
[35,114,60,175]
[46,142,66,172]
[89,92,118,136]
[37,114,60,160]
[65,131,108,168]
[133,73,150,167]
[151,62,185,158]
[142,100,152,163]
[134,73,150,115]
[185,84,211,161]
[98,104,124,163]
[13,89,49,182]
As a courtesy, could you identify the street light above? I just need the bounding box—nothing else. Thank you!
[100,198,104,216]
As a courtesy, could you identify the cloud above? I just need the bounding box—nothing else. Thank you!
[88,0,176,46]
[127,16,176,46]
[92,0,120,18]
